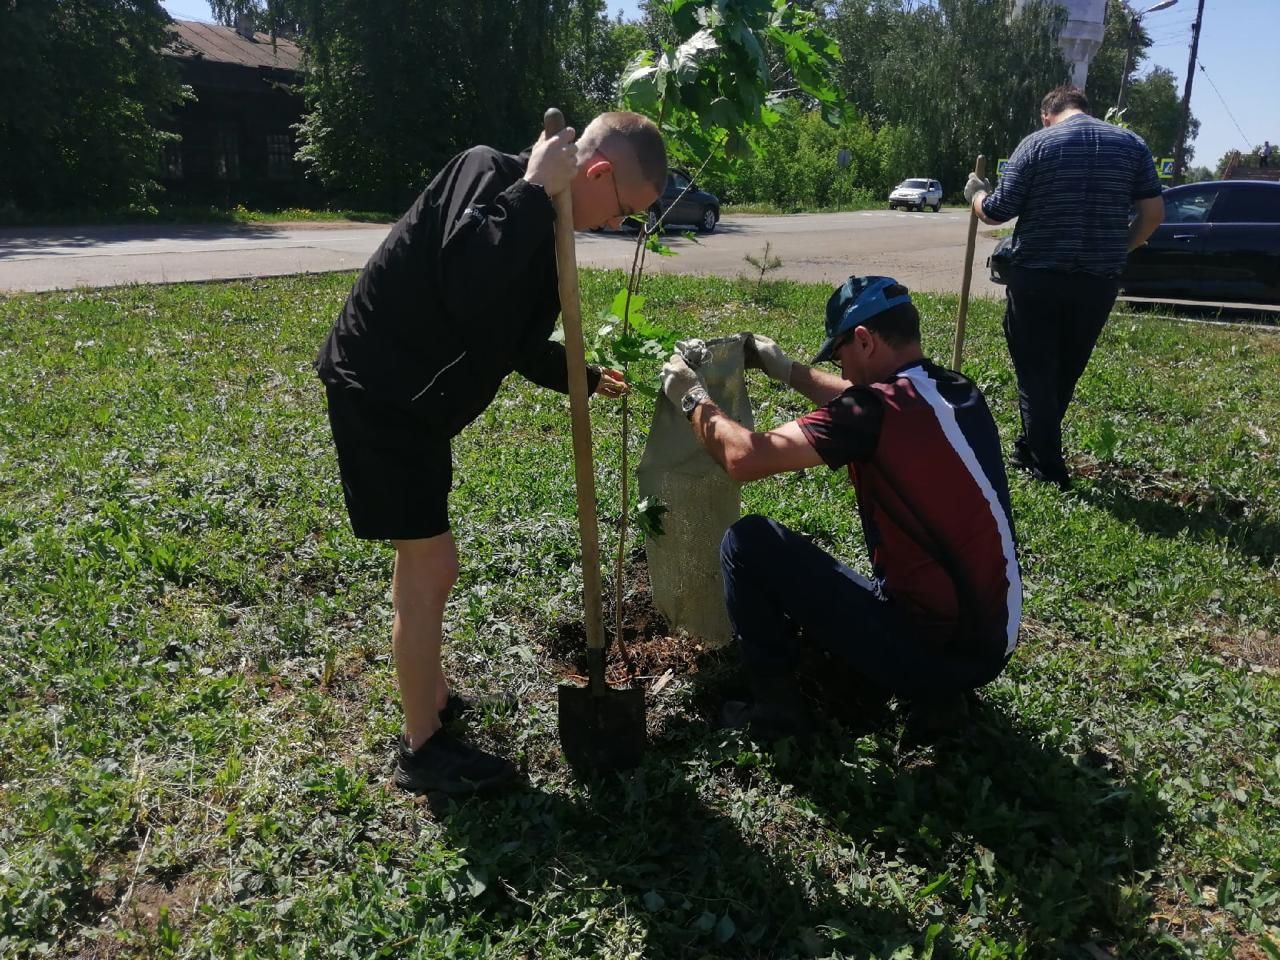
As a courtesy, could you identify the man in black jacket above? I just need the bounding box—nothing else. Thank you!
[316,113,666,794]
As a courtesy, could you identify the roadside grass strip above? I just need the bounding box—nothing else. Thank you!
[1,274,1277,958]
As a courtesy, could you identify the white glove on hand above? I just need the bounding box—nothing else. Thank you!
[673,338,711,368]
[744,333,794,385]
[963,173,993,203]
[660,352,704,407]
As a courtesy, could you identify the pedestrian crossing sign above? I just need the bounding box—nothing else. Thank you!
[1157,158,1175,179]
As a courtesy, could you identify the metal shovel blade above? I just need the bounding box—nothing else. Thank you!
[558,678,646,771]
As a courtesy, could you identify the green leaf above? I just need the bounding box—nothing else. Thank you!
[635,497,669,538]
[609,289,646,329]
[675,29,718,83]
[620,52,660,111]
[645,233,675,256]
[714,913,736,943]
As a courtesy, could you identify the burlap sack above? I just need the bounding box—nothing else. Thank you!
[637,334,754,646]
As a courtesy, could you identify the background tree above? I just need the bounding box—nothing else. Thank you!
[0,0,184,213]
[1124,66,1198,166]
[1085,0,1152,114]
[293,0,621,210]
[207,0,306,37]
[823,0,1070,196]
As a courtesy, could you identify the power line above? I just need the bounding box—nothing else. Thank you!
[1196,60,1254,148]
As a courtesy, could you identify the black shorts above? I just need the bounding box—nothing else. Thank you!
[324,385,452,540]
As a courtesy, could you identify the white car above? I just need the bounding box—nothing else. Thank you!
[888,178,943,212]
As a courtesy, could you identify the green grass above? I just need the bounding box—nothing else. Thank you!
[1,273,1278,959]
[0,204,395,228]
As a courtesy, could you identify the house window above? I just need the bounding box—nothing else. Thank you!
[160,142,183,179]
[215,127,241,181]
[267,134,292,180]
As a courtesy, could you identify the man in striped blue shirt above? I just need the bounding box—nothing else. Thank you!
[965,86,1164,489]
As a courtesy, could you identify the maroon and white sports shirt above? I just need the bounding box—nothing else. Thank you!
[797,359,1021,657]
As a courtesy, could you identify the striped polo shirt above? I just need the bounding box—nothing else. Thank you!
[797,359,1021,659]
[982,113,1162,277]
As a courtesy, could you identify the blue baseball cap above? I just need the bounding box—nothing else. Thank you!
[812,275,913,364]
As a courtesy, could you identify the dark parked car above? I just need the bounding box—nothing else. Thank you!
[643,169,720,233]
[1121,180,1280,305]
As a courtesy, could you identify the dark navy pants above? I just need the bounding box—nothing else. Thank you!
[720,515,1008,699]
[1002,265,1118,484]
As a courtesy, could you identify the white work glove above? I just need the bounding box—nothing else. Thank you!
[673,338,711,368]
[524,126,578,197]
[743,333,794,385]
[660,351,705,407]
[963,173,993,203]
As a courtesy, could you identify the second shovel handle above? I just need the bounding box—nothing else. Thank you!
[952,154,986,371]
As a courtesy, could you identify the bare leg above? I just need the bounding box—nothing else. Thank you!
[392,533,458,749]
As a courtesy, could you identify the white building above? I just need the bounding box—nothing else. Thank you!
[1015,0,1107,88]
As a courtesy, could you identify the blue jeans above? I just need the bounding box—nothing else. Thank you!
[720,515,1008,699]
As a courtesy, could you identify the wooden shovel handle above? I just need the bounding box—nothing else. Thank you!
[544,108,606,661]
[952,154,986,371]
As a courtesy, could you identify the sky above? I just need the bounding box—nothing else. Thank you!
[160,0,1276,169]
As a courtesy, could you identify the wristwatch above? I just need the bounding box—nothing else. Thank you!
[681,386,710,420]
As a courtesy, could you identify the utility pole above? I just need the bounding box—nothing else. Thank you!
[1171,0,1205,184]
[1117,15,1138,112]
[1116,1,1179,114]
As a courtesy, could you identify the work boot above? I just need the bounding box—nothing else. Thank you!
[394,731,518,795]
[719,675,812,741]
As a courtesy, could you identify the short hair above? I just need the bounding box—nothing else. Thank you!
[1041,85,1090,117]
[863,283,920,346]
[579,112,667,195]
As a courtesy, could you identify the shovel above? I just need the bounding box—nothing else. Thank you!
[952,154,986,370]
[543,107,646,771]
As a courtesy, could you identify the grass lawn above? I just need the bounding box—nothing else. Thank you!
[0,205,395,228]
[1,273,1278,959]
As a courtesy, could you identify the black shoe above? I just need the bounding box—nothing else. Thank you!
[900,692,971,748]
[720,699,812,741]
[394,731,518,795]
[1010,446,1071,491]
[721,672,814,741]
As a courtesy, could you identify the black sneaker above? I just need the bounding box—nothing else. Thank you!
[1010,443,1071,490]
[394,731,518,795]
[899,692,971,748]
[719,698,812,742]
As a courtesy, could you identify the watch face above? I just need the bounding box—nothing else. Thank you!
[682,387,707,416]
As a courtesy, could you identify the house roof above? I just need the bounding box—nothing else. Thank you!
[165,19,302,73]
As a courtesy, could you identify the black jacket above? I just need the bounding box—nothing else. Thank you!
[315,146,599,438]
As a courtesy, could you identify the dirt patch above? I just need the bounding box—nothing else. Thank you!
[1210,628,1280,672]
[1073,459,1250,518]
[542,557,717,685]
[118,874,202,930]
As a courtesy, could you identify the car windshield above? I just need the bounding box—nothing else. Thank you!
[899,180,930,189]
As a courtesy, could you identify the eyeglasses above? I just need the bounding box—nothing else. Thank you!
[595,147,637,222]
[828,330,854,361]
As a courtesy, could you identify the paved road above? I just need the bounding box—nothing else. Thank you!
[579,209,1008,297]
[0,211,1007,297]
